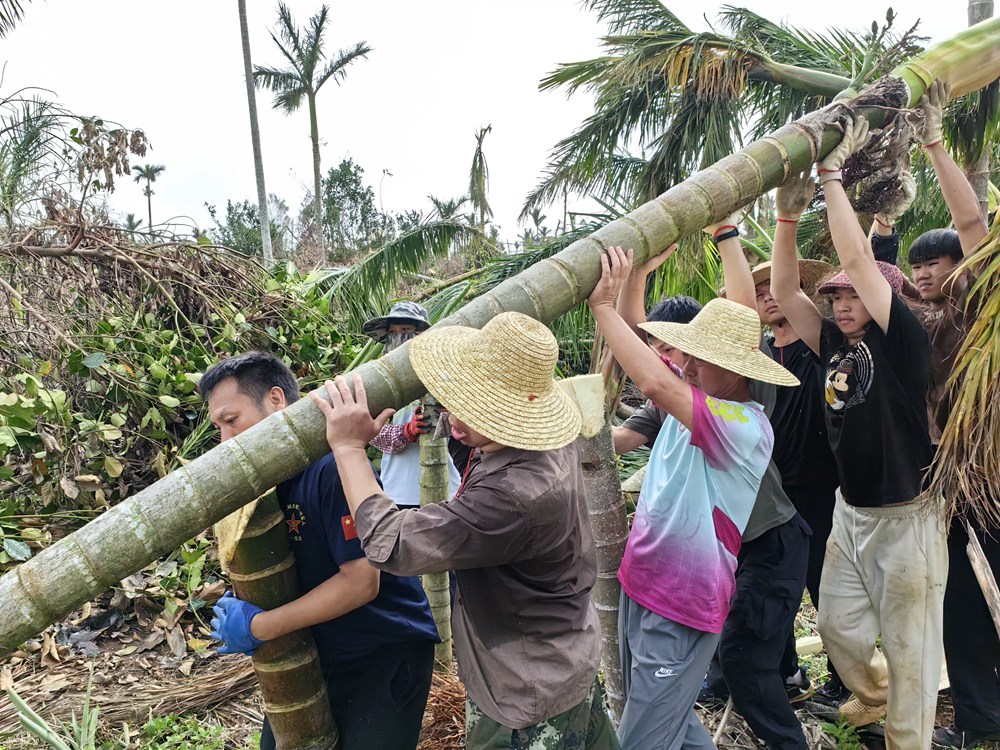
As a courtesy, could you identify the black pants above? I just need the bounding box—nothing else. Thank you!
[783,484,842,688]
[717,515,811,750]
[943,522,1000,733]
[260,640,435,750]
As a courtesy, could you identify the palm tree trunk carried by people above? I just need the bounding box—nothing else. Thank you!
[229,492,338,749]
[237,0,273,264]
[2,19,1000,655]
[417,397,453,672]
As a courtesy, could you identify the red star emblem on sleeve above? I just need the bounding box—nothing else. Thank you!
[286,516,303,533]
[341,515,358,541]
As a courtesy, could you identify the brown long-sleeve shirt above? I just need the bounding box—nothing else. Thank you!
[353,442,602,729]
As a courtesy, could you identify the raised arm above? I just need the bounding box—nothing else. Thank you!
[909,79,989,254]
[770,171,823,354]
[589,247,693,430]
[820,116,892,333]
[867,170,914,264]
[617,243,678,338]
[707,210,754,310]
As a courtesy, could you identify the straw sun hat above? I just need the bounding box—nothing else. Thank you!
[720,259,834,298]
[639,298,800,386]
[408,311,582,451]
[751,259,835,296]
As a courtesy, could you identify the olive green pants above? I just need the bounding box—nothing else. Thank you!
[465,678,620,750]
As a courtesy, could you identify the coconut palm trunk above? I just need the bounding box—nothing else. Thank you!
[2,18,1000,656]
[966,0,995,221]
[229,492,338,749]
[417,397,453,672]
[237,0,274,264]
[576,421,628,722]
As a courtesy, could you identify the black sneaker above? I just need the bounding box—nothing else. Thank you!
[785,667,813,703]
[932,726,1000,749]
[812,678,851,707]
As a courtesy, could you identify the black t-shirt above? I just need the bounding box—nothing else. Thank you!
[275,453,439,666]
[766,337,839,489]
[819,294,932,507]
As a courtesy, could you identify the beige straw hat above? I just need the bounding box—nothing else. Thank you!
[751,259,835,296]
[408,312,582,451]
[639,298,800,386]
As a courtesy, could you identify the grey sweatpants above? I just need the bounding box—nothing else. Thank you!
[617,591,719,750]
[817,494,947,750]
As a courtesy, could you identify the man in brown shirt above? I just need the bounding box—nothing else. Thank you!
[310,311,618,750]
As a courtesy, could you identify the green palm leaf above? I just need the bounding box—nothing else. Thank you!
[303,220,485,331]
[0,0,26,38]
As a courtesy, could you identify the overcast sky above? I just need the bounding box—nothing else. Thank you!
[1,1,978,240]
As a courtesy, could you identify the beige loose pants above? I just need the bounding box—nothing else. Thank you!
[817,494,947,750]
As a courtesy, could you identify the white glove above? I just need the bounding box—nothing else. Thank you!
[775,171,817,221]
[703,208,744,238]
[906,79,949,146]
[875,170,917,226]
[817,116,871,182]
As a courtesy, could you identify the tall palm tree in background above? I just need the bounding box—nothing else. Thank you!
[132,163,165,229]
[237,0,273,264]
[469,125,493,228]
[522,0,924,217]
[253,3,371,244]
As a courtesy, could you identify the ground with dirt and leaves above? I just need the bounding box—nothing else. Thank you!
[2,582,995,750]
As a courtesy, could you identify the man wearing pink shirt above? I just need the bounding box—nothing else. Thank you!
[590,245,799,750]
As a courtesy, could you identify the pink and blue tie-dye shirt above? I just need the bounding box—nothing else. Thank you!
[618,384,773,633]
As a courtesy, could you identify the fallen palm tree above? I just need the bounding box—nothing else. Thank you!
[2,16,1000,666]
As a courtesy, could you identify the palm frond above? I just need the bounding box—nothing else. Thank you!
[0,96,60,227]
[275,2,306,66]
[468,125,493,224]
[525,2,925,217]
[0,0,26,38]
[582,0,684,36]
[304,220,482,331]
[302,4,331,80]
[943,82,1000,169]
[315,41,373,90]
[265,32,306,81]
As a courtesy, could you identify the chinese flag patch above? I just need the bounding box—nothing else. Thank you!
[341,515,358,541]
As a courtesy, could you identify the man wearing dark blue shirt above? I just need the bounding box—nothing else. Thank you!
[200,352,439,750]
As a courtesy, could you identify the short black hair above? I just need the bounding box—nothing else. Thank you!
[908,228,963,265]
[646,295,703,324]
[198,352,300,405]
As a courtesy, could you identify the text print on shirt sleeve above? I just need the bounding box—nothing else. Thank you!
[689,385,764,471]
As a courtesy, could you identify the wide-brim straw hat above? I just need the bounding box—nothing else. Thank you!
[639,298,800,387]
[408,311,582,451]
[751,259,835,296]
[817,261,904,295]
[720,259,834,298]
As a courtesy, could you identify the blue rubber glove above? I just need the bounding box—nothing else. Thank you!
[210,592,266,655]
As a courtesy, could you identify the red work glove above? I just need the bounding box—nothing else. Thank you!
[402,407,429,443]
